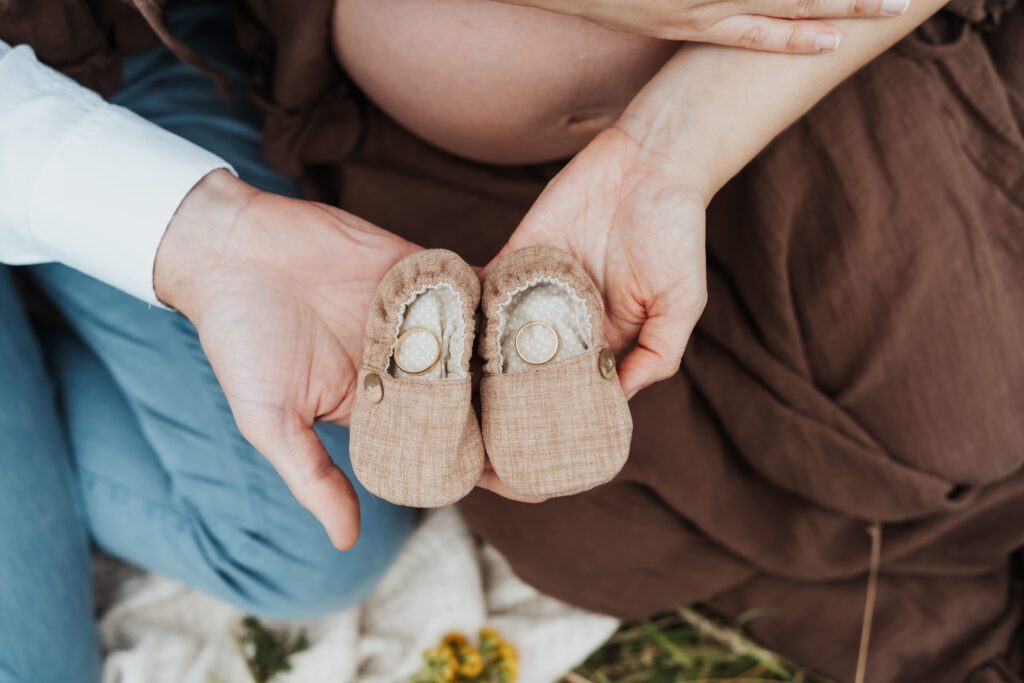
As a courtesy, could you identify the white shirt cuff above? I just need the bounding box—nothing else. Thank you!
[0,43,234,306]
[31,105,231,306]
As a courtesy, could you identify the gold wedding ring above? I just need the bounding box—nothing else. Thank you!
[393,327,442,375]
[514,321,560,365]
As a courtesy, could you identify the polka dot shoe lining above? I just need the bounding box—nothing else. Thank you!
[497,277,592,373]
[389,283,466,381]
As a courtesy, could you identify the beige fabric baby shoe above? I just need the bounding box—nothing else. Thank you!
[479,246,633,498]
[350,249,484,507]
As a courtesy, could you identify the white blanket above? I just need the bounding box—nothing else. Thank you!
[99,507,619,683]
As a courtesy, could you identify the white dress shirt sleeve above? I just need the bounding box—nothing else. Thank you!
[0,41,235,305]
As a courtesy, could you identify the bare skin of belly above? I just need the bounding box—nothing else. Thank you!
[331,0,677,164]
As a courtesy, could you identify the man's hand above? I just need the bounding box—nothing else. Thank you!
[485,127,709,401]
[154,170,418,550]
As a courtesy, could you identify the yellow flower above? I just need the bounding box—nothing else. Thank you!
[412,627,517,683]
[441,632,484,678]
[497,642,517,663]
[479,627,502,643]
[496,642,519,682]
[478,627,503,661]
[457,645,484,677]
[499,660,519,682]
[441,632,469,650]
[422,645,458,683]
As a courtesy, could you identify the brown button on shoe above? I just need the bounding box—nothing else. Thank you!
[479,246,633,498]
[350,249,484,507]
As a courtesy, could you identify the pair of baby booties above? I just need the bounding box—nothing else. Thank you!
[350,247,633,507]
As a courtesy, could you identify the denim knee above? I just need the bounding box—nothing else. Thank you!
[207,505,414,620]
[228,538,406,619]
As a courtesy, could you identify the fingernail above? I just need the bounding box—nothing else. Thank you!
[815,34,841,52]
[881,0,909,15]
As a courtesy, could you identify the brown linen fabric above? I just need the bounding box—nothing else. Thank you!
[349,249,484,507]
[350,369,484,507]
[479,247,633,498]
[480,347,633,498]
[4,1,1023,680]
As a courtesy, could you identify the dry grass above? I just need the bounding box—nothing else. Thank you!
[562,606,837,683]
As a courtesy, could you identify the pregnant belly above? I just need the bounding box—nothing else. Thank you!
[331,0,676,164]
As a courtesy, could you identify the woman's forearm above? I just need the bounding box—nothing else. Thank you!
[616,0,947,201]
[495,0,905,54]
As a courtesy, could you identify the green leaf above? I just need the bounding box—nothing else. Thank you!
[232,617,310,683]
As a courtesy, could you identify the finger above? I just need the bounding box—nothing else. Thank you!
[741,0,910,19]
[249,424,362,550]
[475,468,548,504]
[617,304,703,400]
[703,16,843,53]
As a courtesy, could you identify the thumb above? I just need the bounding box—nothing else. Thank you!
[247,422,362,550]
[616,303,702,400]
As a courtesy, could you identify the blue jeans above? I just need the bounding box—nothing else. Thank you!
[0,4,414,682]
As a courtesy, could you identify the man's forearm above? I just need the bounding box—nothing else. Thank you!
[0,41,233,305]
[616,0,947,201]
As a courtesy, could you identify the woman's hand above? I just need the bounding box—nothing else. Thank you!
[477,126,708,501]
[155,170,419,550]
[484,127,709,400]
[498,0,909,53]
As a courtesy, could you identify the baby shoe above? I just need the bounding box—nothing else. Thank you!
[479,246,633,498]
[350,249,484,507]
